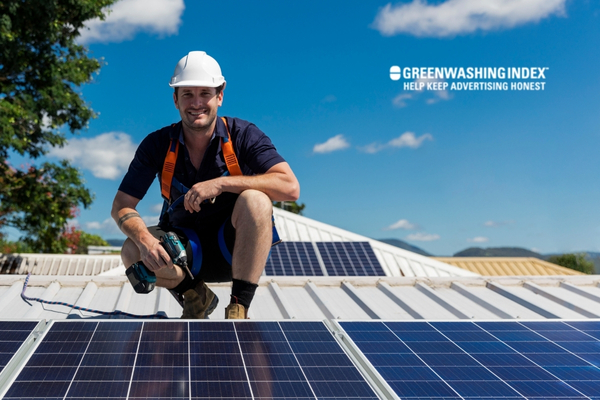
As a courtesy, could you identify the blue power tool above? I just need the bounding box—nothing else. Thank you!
[126,232,193,294]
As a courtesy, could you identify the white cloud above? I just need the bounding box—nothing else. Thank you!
[385,219,418,231]
[86,214,159,235]
[48,132,137,180]
[392,93,414,108]
[79,0,185,44]
[373,0,567,37]
[406,232,440,242]
[394,77,452,108]
[362,131,433,154]
[150,203,164,214]
[85,218,120,234]
[142,215,160,227]
[313,134,350,154]
[484,220,514,227]
[389,132,433,149]
[468,236,489,243]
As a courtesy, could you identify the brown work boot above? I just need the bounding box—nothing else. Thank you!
[180,281,218,319]
[225,303,248,319]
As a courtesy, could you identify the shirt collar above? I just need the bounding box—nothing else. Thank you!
[214,116,229,139]
[171,118,227,144]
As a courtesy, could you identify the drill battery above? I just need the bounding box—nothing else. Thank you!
[126,262,156,294]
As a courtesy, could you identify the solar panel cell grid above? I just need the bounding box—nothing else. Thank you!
[3,320,378,400]
[265,242,323,276]
[341,320,600,399]
[316,242,384,277]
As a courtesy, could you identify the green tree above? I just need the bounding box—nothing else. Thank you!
[0,0,116,252]
[547,253,594,275]
[273,201,306,215]
[0,234,33,253]
[62,226,109,254]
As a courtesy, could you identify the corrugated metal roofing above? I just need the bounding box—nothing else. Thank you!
[433,257,584,276]
[4,274,600,321]
[0,254,121,276]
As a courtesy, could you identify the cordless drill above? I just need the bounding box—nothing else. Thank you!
[126,232,193,294]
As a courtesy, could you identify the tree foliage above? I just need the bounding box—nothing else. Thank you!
[0,0,116,252]
[62,226,109,254]
[547,253,595,275]
[273,201,306,215]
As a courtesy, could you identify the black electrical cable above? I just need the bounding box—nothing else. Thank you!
[21,273,169,319]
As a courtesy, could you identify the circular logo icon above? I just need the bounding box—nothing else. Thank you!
[390,66,401,81]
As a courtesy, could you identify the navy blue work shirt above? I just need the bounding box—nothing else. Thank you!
[118,116,285,227]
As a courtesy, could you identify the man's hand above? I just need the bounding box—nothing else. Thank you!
[139,237,174,272]
[184,179,222,213]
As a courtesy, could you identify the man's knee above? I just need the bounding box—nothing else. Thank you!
[121,238,139,268]
[232,190,272,228]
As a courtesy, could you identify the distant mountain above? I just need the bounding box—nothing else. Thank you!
[376,238,432,256]
[454,247,543,258]
[105,239,125,247]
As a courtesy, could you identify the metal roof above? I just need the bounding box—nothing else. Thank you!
[0,253,121,276]
[1,208,478,279]
[4,274,600,321]
[433,257,584,276]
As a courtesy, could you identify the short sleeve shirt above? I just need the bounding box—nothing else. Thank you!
[118,116,285,226]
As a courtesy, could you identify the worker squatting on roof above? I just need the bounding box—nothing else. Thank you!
[111,51,300,319]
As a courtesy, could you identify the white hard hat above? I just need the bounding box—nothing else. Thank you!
[169,51,226,88]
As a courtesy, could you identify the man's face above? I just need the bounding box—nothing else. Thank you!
[173,86,223,133]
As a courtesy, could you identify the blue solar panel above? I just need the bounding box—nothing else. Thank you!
[3,320,378,399]
[0,321,39,374]
[316,242,384,276]
[266,241,323,276]
[341,320,600,399]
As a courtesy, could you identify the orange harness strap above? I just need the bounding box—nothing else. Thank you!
[161,128,179,200]
[220,117,243,176]
[161,118,242,201]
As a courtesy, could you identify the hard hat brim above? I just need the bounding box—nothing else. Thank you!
[169,79,226,88]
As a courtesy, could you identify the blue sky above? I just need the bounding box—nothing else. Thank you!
[13,0,600,256]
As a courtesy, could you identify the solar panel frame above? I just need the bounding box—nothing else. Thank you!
[0,321,40,373]
[2,320,380,400]
[0,320,45,398]
[338,319,600,399]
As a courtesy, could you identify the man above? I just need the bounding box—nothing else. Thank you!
[111,51,299,319]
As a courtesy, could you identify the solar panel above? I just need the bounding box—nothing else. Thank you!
[316,242,384,276]
[340,320,600,399]
[0,321,39,374]
[265,241,324,276]
[3,320,378,399]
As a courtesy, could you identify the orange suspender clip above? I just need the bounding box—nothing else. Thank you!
[161,117,241,202]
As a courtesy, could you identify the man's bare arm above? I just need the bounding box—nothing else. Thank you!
[183,162,300,213]
[111,190,172,271]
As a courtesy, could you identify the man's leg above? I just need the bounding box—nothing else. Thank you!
[226,189,273,318]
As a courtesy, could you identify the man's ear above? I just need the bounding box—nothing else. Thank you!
[217,83,225,106]
[173,91,179,108]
